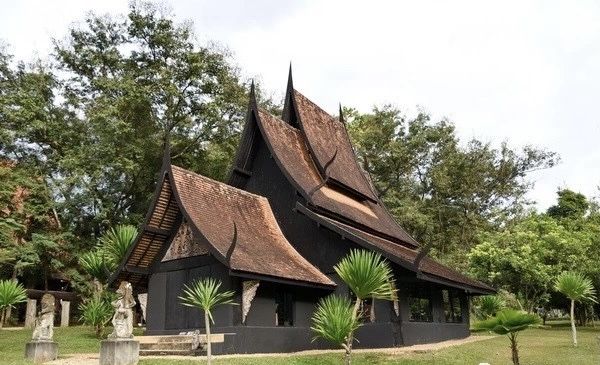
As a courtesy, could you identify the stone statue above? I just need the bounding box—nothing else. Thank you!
[32,294,55,341]
[108,281,136,339]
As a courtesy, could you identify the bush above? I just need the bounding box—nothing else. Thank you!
[79,296,113,338]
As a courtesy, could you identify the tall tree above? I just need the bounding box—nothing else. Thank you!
[346,106,558,267]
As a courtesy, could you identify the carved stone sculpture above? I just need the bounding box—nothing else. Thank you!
[26,294,58,362]
[32,294,55,341]
[108,281,136,339]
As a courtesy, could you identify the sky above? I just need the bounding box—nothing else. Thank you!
[1,0,599,210]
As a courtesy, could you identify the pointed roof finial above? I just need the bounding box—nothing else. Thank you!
[249,79,258,110]
[287,62,294,91]
[338,102,345,123]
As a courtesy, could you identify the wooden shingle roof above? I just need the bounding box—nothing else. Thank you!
[257,109,419,247]
[111,161,335,290]
[296,203,494,294]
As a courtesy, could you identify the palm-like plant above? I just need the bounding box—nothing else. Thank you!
[0,280,27,329]
[179,278,236,365]
[314,249,395,364]
[100,225,138,265]
[554,272,597,347]
[473,295,506,319]
[311,295,360,362]
[79,296,113,338]
[474,309,541,365]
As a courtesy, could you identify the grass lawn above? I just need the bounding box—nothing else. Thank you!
[0,322,598,364]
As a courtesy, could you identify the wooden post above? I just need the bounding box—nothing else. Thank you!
[25,299,37,329]
[60,300,70,327]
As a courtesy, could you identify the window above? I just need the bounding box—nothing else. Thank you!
[408,297,433,322]
[442,290,463,323]
[275,291,294,326]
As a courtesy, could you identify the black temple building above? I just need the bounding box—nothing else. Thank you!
[112,70,494,354]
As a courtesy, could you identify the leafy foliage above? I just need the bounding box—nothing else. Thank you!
[474,309,541,335]
[473,295,506,319]
[179,277,236,364]
[98,224,137,266]
[311,295,360,348]
[179,278,236,323]
[78,295,113,338]
[334,249,396,302]
[317,250,396,364]
[554,272,597,303]
[474,309,541,365]
[346,106,558,268]
[0,279,27,328]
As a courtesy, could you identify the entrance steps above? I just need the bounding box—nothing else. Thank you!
[135,333,225,356]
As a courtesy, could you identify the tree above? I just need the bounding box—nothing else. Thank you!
[547,189,589,220]
[345,106,558,268]
[79,224,137,297]
[0,279,27,329]
[474,309,541,365]
[179,278,236,364]
[313,249,396,365]
[554,272,597,346]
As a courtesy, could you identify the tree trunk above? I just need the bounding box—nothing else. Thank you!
[509,333,519,365]
[571,299,577,347]
[344,347,351,365]
[343,298,362,365]
[0,309,5,329]
[205,310,212,365]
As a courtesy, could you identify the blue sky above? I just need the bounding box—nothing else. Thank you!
[1,0,599,210]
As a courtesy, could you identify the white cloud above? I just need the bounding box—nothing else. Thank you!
[1,0,599,208]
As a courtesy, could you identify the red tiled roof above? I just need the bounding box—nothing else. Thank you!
[170,165,335,287]
[257,109,419,247]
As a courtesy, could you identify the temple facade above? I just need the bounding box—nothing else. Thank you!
[111,70,494,354]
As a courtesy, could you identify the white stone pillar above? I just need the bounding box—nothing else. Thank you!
[60,300,70,327]
[25,299,37,329]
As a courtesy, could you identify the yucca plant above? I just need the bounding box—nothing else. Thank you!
[474,295,506,319]
[474,309,541,365]
[179,278,236,365]
[0,280,27,329]
[313,249,395,364]
[79,296,113,338]
[554,272,597,346]
[311,295,360,364]
[100,225,138,265]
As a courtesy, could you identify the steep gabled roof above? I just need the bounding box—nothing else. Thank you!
[291,90,379,202]
[256,108,419,247]
[111,160,335,290]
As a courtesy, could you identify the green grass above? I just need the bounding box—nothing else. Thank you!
[0,323,598,364]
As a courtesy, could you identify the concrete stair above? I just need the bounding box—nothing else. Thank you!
[136,335,205,356]
[135,333,226,356]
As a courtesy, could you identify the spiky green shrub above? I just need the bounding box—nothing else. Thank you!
[473,295,506,319]
[100,225,138,264]
[554,272,597,347]
[0,280,27,329]
[474,309,540,365]
[313,249,396,365]
[180,278,236,365]
[311,295,360,356]
[79,296,113,338]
